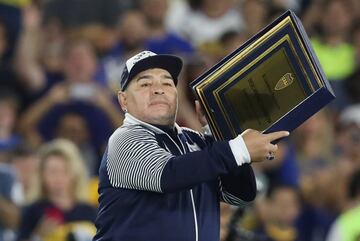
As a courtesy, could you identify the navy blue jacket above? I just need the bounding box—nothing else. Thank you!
[93,114,256,241]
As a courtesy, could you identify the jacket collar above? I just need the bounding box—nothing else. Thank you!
[123,113,183,135]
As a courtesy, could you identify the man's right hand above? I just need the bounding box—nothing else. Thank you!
[241,129,289,162]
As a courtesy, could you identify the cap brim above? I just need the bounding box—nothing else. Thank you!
[127,54,183,87]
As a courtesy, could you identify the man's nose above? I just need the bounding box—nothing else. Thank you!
[152,82,165,95]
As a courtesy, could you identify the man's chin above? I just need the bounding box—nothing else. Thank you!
[147,113,176,126]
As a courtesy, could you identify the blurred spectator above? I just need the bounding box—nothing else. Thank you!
[306,0,356,110]
[96,10,149,90]
[296,162,337,241]
[42,0,119,29]
[10,144,39,203]
[55,112,98,175]
[219,30,247,57]
[240,0,269,38]
[18,38,123,174]
[292,111,338,241]
[293,110,335,174]
[311,0,355,81]
[0,157,21,241]
[164,0,191,33]
[349,0,360,19]
[0,17,24,104]
[293,110,336,207]
[326,169,360,241]
[344,69,360,105]
[41,0,140,53]
[352,21,360,67]
[0,17,10,63]
[224,200,268,241]
[166,0,244,46]
[220,203,236,241]
[254,184,301,241]
[300,164,336,211]
[253,142,300,189]
[139,0,194,55]
[227,184,300,241]
[0,0,29,58]
[336,104,360,169]
[0,87,22,164]
[0,87,23,240]
[16,139,96,241]
[334,105,360,210]
[14,4,65,95]
[270,0,301,13]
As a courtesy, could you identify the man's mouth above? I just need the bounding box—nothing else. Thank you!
[150,101,169,106]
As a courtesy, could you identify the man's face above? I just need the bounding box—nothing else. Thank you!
[119,68,178,126]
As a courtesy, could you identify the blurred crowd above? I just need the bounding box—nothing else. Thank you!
[1,0,360,240]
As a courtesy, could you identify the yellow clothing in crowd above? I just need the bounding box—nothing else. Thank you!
[0,0,30,7]
[311,38,356,81]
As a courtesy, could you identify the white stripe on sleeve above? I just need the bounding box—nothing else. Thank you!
[107,126,174,192]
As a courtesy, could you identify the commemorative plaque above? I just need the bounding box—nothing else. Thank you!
[190,10,335,140]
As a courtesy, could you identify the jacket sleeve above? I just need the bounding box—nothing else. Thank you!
[160,140,239,192]
[192,128,257,205]
[107,127,239,193]
[218,164,257,206]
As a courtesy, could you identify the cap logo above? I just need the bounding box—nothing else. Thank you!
[125,51,156,72]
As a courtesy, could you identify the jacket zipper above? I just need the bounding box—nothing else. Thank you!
[178,136,199,241]
[190,189,199,241]
[124,114,200,240]
[164,133,199,241]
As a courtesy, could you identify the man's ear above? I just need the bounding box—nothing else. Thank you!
[118,91,128,112]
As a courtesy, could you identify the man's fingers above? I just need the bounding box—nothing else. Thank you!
[265,131,289,142]
[195,100,201,114]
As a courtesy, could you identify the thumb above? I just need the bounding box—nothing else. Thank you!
[195,100,203,115]
[195,100,208,126]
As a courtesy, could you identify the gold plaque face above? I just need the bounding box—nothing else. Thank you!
[190,10,335,140]
[223,48,307,132]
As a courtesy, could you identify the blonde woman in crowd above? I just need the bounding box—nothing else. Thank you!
[16,139,96,241]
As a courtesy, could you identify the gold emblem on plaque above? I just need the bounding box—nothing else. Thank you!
[275,73,294,90]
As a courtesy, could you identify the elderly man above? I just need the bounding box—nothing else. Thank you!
[93,51,289,241]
